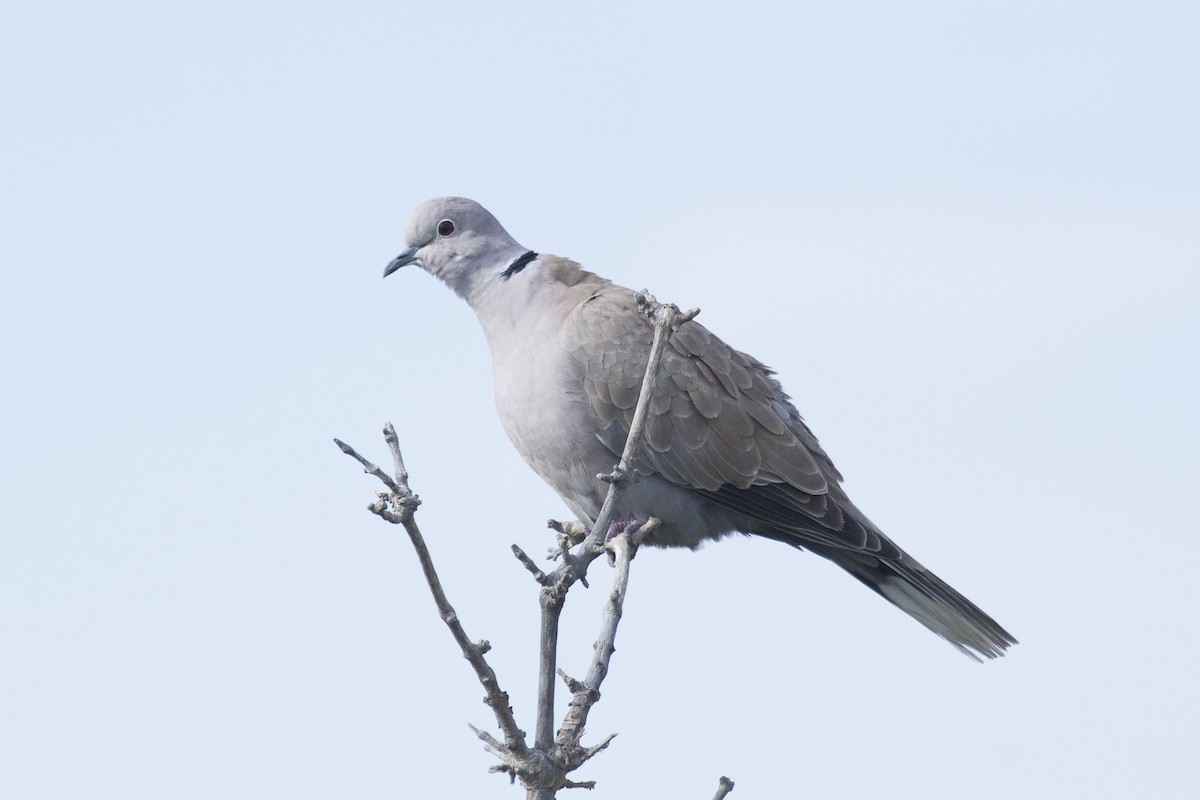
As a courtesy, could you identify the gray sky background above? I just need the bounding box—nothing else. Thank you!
[2,2,1197,798]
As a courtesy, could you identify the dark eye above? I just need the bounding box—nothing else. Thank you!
[437,219,455,237]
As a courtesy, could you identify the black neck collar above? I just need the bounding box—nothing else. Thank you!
[501,250,539,279]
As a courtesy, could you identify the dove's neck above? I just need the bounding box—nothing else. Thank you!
[467,255,608,356]
[429,238,528,301]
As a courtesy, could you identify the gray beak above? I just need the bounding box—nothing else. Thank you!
[384,246,418,278]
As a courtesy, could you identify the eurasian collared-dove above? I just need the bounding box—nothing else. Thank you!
[386,197,1015,660]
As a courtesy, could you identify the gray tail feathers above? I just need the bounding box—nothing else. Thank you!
[811,545,1017,661]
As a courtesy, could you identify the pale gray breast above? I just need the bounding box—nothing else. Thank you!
[487,297,618,518]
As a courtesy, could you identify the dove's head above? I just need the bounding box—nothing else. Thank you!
[385,197,529,300]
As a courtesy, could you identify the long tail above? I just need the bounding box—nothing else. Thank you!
[808,544,1017,661]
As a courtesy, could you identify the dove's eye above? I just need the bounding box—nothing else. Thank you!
[437,219,455,237]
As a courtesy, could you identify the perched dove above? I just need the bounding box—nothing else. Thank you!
[386,197,1015,660]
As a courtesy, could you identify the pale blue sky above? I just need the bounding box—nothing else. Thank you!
[2,2,1197,798]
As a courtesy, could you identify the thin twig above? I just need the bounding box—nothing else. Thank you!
[555,519,656,767]
[512,544,552,586]
[381,422,410,487]
[335,427,529,764]
[556,667,584,694]
[576,294,699,581]
[333,438,403,497]
[532,296,698,762]
[712,775,736,799]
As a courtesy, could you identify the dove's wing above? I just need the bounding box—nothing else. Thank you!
[562,285,1015,659]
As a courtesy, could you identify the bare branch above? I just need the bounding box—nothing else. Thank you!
[336,427,528,765]
[561,778,598,790]
[381,422,411,487]
[333,438,402,496]
[556,667,584,694]
[340,294,714,796]
[533,588,563,756]
[512,544,552,586]
[711,775,736,799]
[554,520,654,769]
[572,733,618,768]
[529,298,697,767]
[581,295,697,569]
[562,294,697,583]
[469,723,508,759]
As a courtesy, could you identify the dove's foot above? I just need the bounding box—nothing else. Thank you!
[604,518,646,544]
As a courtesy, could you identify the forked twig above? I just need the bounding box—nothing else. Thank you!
[337,295,732,796]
